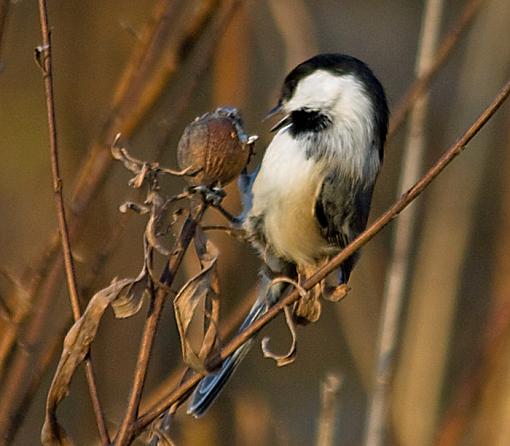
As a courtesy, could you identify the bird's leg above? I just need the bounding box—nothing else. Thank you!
[292,267,322,324]
[193,185,242,224]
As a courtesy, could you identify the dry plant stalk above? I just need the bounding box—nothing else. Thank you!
[0,0,220,385]
[315,373,343,446]
[363,0,444,444]
[393,0,510,443]
[0,4,477,440]
[0,0,494,442]
[35,0,109,442]
[388,0,486,139]
[131,77,510,440]
[435,106,510,446]
[0,2,244,443]
[42,108,256,446]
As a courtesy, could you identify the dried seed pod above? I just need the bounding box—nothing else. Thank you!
[177,107,255,186]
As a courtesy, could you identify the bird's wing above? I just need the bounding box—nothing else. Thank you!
[314,173,374,282]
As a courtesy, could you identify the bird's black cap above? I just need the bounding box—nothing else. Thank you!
[279,53,389,153]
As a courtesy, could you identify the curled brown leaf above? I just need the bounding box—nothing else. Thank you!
[260,277,306,367]
[110,271,150,319]
[173,227,220,372]
[119,201,150,215]
[145,191,172,256]
[42,276,149,445]
[261,305,298,367]
[112,133,199,190]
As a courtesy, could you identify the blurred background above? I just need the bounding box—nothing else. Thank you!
[0,0,509,444]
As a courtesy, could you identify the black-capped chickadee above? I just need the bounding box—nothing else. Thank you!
[188,53,389,416]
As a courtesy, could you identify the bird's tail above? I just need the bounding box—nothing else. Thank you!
[187,272,286,417]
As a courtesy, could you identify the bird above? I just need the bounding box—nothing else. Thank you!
[188,53,389,417]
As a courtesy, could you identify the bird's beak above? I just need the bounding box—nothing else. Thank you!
[264,102,291,132]
[264,103,283,121]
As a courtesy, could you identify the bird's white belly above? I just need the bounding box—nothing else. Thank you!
[248,134,329,266]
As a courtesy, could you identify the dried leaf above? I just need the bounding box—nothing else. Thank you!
[112,133,201,188]
[145,191,172,256]
[42,277,145,445]
[119,201,150,214]
[129,162,150,188]
[195,228,220,359]
[111,134,145,175]
[293,285,322,323]
[260,277,307,367]
[321,283,350,302]
[261,306,297,367]
[174,227,220,372]
[194,224,219,262]
[110,272,149,319]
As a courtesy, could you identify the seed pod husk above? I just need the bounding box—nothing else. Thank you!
[177,107,253,186]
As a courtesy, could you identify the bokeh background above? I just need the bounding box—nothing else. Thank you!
[0,0,510,445]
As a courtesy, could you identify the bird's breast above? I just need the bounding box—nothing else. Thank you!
[245,133,330,266]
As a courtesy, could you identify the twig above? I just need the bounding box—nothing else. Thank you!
[315,373,343,446]
[132,77,510,437]
[140,283,257,412]
[363,0,444,445]
[0,1,227,441]
[115,204,207,446]
[36,1,109,444]
[388,0,486,139]
[0,0,220,365]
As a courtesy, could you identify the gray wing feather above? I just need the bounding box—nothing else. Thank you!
[187,267,290,417]
[314,173,374,282]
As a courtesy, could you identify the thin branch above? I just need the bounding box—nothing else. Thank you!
[140,283,257,412]
[132,77,510,437]
[114,204,207,446]
[363,0,444,444]
[0,0,221,365]
[36,1,109,444]
[36,0,80,352]
[0,1,229,441]
[315,373,343,446]
[388,0,486,139]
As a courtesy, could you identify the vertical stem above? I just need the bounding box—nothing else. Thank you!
[363,0,445,445]
[315,373,343,446]
[36,1,109,444]
[115,204,207,446]
[388,0,486,139]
